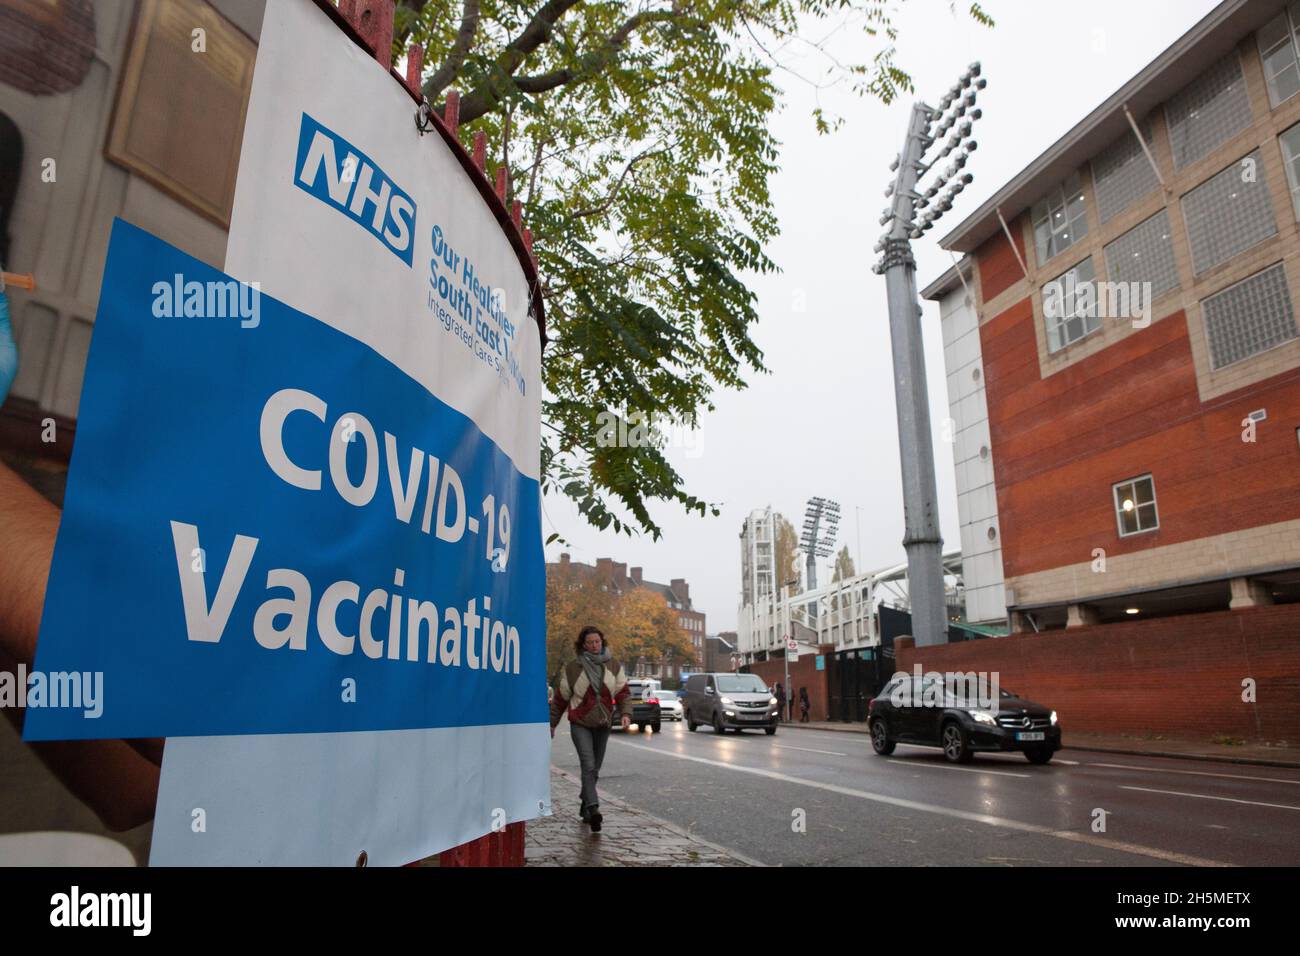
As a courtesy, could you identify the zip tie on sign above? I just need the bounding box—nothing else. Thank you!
[415,99,435,136]
[1,271,37,293]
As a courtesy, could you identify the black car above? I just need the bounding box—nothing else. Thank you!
[613,679,662,733]
[867,673,1061,764]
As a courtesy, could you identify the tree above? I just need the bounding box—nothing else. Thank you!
[612,587,694,667]
[832,545,855,582]
[774,513,800,597]
[398,1,993,539]
[545,559,617,678]
[830,543,855,611]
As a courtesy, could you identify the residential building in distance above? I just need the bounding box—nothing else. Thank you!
[704,632,738,673]
[549,554,705,677]
[925,0,1300,632]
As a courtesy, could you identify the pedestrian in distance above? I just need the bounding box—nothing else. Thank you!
[550,625,632,833]
[799,686,811,723]
[774,682,786,723]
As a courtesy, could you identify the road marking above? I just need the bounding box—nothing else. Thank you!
[886,758,1030,779]
[793,732,1084,766]
[613,738,1230,866]
[895,743,1078,766]
[1092,762,1300,786]
[772,744,848,756]
[1119,785,1300,812]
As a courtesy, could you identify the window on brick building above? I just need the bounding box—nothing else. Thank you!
[1042,256,1099,352]
[1164,54,1251,169]
[1259,3,1300,108]
[1091,121,1159,223]
[1031,172,1089,264]
[1200,263,1299,369]
[1278,122,1300,219]
[1113,475,1159,536]
[1104,209,1180,298]
[1181,150,1276,275]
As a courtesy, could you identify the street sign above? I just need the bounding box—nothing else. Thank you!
[815,655,825,671]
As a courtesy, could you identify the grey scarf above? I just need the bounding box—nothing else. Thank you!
[579,647,611,703]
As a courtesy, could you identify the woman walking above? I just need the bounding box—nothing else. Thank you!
[799,686,811,723]
[550,625,632,832]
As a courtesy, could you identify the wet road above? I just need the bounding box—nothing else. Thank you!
[550,720,1300,866]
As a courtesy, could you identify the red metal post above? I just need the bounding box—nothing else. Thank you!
[439,822,526,867]
[445,89,461,136]
[472,130,487,172]
[352,0,395,69]
[405,43,423,98]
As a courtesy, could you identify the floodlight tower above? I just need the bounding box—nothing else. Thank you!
[872,63,987,646]
[799,497,840,621]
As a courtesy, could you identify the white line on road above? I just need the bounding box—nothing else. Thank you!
[1092,763,1300,786]
[891,743,1078,765]
[1119,785,1300,812]
[887,758,1030,779]
[787,730,1083,764]
[771,744,848,756]
[613,738,1229,866]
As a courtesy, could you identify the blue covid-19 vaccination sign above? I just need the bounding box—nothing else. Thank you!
[23,219,546,741]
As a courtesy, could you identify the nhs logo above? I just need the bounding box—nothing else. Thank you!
[293,113,416,266]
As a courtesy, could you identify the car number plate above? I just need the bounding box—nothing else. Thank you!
[1016,731,1045,741]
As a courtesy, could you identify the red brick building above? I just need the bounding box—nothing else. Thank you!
[550,554,705,677]
[925,0,1300,633]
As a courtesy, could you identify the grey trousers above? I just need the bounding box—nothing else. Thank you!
[569,723,611,816]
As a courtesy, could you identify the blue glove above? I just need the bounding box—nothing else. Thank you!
[0,291,15,407]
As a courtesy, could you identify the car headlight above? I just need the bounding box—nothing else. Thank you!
[769,697,778,706]
[969,710,997,725]
[1050,710,1058,725]
[720,696,734,705]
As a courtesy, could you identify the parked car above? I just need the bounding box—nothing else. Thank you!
[867,673,1061,764]
[615,679,662,733]
[682,673,779,735]
[656,688,684,721]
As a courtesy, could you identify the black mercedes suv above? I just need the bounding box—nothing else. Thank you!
[867,672,1061,764]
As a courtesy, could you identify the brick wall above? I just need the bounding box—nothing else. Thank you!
[976,210,1026,302]
[747,649,832,721]
[895,605,1300,743]
[979,288,1300,581]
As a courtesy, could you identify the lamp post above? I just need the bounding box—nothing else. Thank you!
[872,64,987,647]
[781,576,799,720]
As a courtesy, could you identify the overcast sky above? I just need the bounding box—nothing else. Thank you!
[541,0,1222,632]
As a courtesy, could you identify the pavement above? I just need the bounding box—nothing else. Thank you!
[525,766,758,866]
[782,719,1300,768]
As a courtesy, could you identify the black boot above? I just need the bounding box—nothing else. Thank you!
[588,811,603,833]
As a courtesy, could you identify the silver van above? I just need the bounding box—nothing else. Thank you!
[683,673,778,735]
